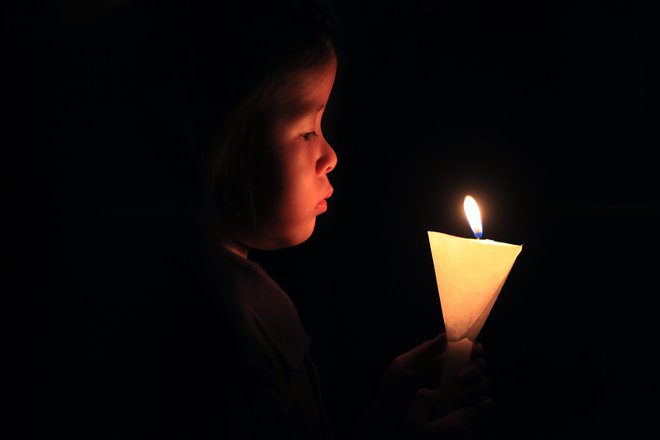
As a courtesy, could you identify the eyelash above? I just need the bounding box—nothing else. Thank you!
[301,131,316,141]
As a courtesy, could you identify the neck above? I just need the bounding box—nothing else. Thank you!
[200,201,250,259]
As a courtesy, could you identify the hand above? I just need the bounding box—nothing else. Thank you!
[376,333,494,439]
[402,340,494,439]
[377,333,449,414]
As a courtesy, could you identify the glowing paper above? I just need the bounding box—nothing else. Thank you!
[427,229,522,414]
[428,232,522,343]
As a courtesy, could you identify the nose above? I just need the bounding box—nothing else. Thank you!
[317,139,337,175]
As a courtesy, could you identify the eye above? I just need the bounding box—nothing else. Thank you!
[301,131,317,141]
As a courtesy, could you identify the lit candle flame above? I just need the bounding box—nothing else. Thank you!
[464,195,482,239]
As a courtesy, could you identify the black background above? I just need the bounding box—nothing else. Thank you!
[9,0,658,438]
[261,1,659,437]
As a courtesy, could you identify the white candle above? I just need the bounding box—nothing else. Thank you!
[428,195,522,415]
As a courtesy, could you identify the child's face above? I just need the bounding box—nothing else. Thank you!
[238,57,338,251]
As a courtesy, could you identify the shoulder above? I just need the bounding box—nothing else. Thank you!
[210,248,312,372]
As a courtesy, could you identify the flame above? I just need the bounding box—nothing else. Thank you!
[464,195,482,239]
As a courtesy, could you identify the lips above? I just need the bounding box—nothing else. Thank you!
[324,187,334,200]
[315,187,333,213]
[315,199,328,212]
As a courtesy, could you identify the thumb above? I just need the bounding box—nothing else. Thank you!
[398,333,447,370]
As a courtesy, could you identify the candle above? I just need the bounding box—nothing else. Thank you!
[428,195,522,415]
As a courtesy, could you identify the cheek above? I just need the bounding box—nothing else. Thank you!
[252,182,315,247]
[250,140,284,196]
[265,170,318,237]
[250,129,318,221]
[266,167,308,217]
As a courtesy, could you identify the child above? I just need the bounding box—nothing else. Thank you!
[79,1,494,438]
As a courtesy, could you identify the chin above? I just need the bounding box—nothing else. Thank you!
[252,221,316,251]
[281,223,316,248]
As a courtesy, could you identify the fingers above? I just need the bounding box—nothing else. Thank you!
[379,334,448,408]
[470,341,485,360]
[425,406,477,440]
[457,356,487,385]
[397,333,447,371]
[403,388,438,428]
[455,357,490,403]
[428,352,445,385]
[455,377,491,404]
[404,396,494,440]
[422,397,495,439]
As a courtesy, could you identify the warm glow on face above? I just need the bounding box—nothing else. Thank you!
[464,195,482,239]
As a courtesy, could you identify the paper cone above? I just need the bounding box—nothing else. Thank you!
[427,231,522,343]
[428,231,522,416]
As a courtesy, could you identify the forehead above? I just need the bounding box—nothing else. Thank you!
[269,58,337,117]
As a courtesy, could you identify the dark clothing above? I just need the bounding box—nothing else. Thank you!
[150,237,335,439]
[49,217,335,439]
[150,239,406,440]
[203,247,335,440]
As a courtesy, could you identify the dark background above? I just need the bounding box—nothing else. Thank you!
[9,0,658,438]
[259,1,659,438]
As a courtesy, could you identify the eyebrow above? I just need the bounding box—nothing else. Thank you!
[283,102,325,120]
[302,103,325,114]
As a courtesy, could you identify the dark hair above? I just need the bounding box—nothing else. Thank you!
[181,0,341,227]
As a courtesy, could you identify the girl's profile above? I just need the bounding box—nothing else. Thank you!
[35,1,495,438]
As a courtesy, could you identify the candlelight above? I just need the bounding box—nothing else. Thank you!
[463,195,482,239]
[427,195,522,415]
